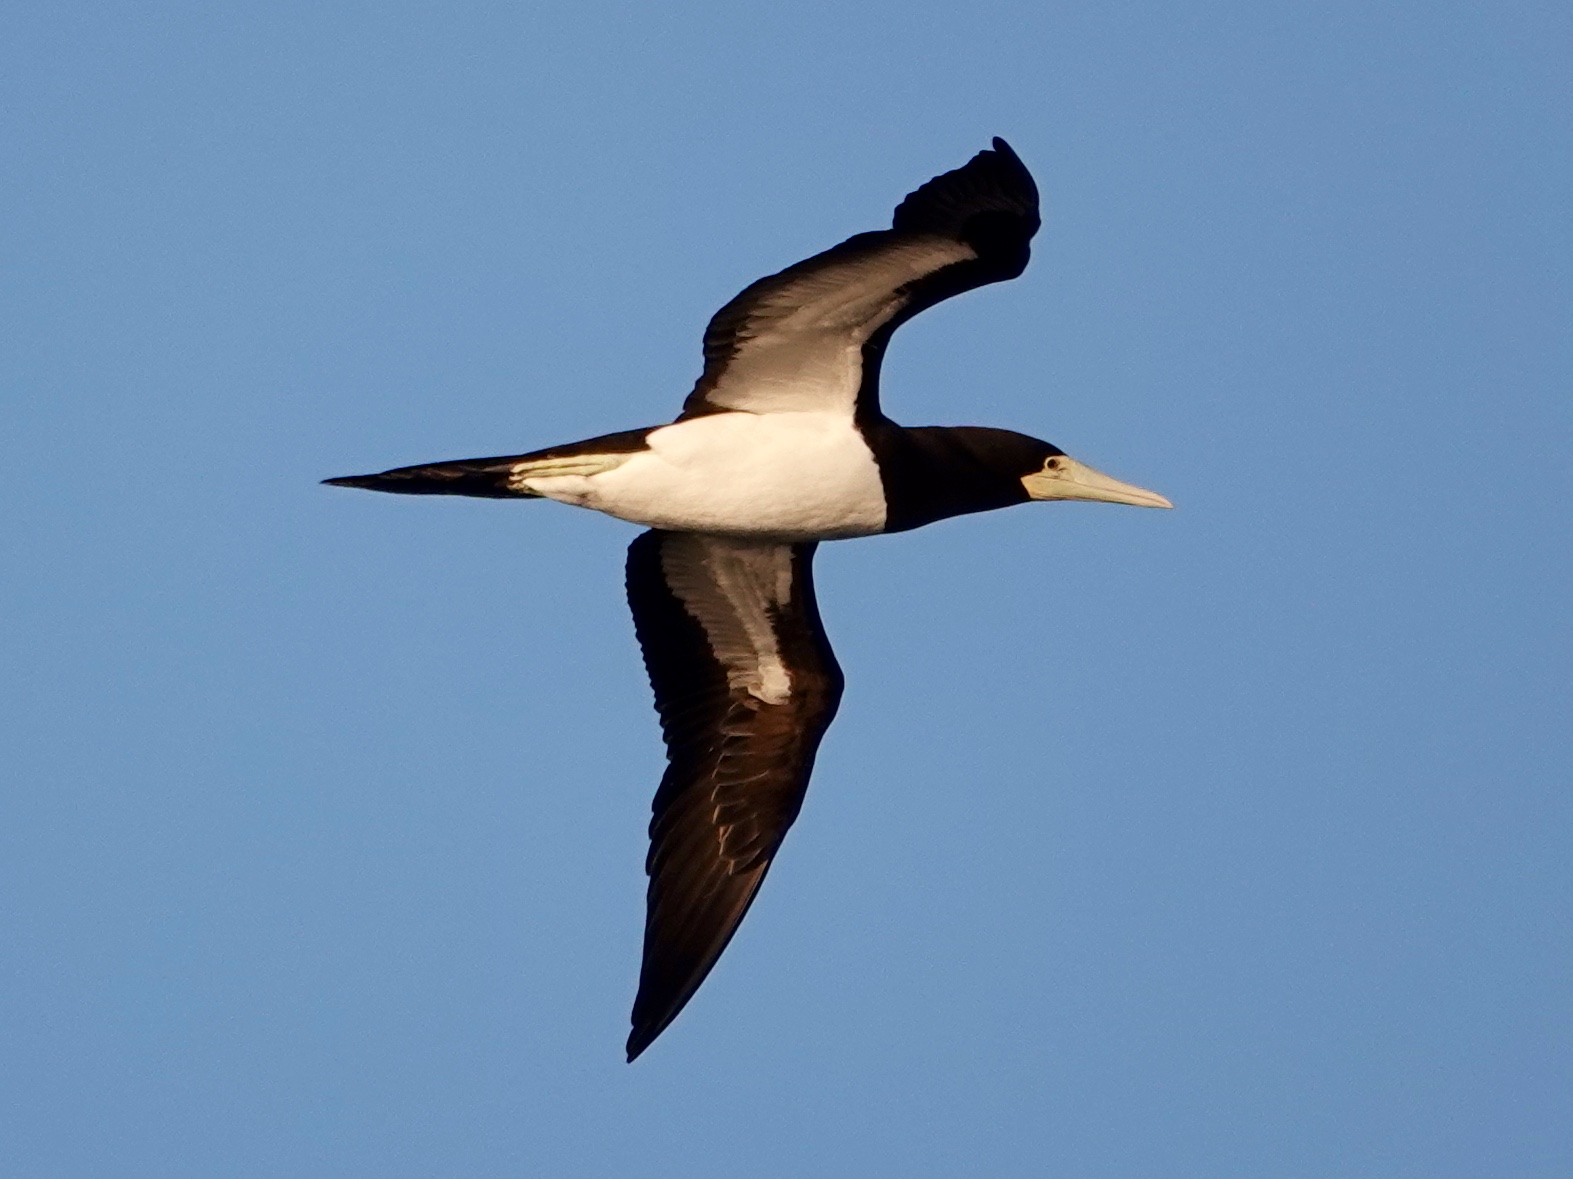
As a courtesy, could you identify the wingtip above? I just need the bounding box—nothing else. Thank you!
[625,1028,655,1063]
[322,474,376,489]
[626,993,690,1063]
[990,136,1020,161]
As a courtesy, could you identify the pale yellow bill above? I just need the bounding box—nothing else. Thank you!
[1021,456,1173,509]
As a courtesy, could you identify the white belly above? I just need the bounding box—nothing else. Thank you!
[520,412,887,541]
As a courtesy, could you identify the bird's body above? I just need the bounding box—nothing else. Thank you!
[522,411,889,540]
[327,139,1170,1060]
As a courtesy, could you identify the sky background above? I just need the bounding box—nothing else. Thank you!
[4,2,1570,1175]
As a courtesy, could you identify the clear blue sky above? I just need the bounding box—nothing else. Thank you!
[4,2,1569,1175]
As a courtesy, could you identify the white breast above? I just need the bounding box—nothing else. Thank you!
[520,412,887,541]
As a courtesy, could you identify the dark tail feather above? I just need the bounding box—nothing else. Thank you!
[323,455,538,499]
[324,427,659,500]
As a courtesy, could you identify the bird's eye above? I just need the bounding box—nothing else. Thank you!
[1045,457,1063,471]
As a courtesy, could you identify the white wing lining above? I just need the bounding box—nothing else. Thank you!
[658,534,797,705]
[694,235,977,418]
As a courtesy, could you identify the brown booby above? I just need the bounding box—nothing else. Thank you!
[327,139,1171,1060]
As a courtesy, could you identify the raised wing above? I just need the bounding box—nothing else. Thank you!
[623,530,844,1060]
[681,137,1040,422]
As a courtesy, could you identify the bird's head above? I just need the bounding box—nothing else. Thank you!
[873,425,1172,532]
[937,426,1172,510]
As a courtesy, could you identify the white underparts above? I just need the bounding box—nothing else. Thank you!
[519,412,888,542]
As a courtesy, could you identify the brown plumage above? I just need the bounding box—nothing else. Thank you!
[624,532,842,1060]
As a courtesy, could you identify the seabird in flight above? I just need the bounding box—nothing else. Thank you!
[327,138,1171,1061]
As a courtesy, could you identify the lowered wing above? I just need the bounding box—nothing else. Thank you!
[623,530,844,1060]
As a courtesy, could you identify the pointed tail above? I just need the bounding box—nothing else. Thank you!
[323,455,540,499]
[323,426,659,500]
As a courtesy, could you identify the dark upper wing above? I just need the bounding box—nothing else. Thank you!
[681,137,1040,422]
[623,529,844,1061]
